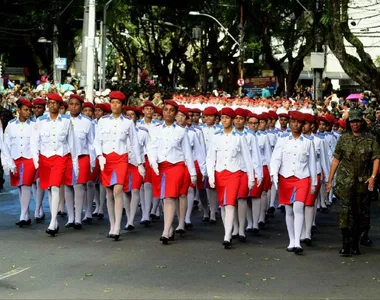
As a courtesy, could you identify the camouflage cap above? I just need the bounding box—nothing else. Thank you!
[367,114,376,122]
[363,107,374,115]
[348,110,363,122]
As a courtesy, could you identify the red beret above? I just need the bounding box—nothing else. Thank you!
[178,105,189,117]
[19,98,34,109]
[95,103,111,113]
[324,114,336,124]
[164,100,179,109]
[142,101,155,109]
[188,108,202,114]
[283,99,292,104]
[104,103,111,113]
[278,113,290,119]
[221,107,236,118]
[154,106,163,115]
[338,119,346,129]
[303,113,315,124]
[289,111,305,122]
[33,98,46,106]
[61,101,68,108]
[203,106,218,115]
[267,110,278,120]
[83,102,95,110]
[109,91,126,101]
[235,108,248,118]
[47,93,63,103]
[257,114,268,121]
[247,112,260,119]
[69,94,84,102]
[124,105,136,112]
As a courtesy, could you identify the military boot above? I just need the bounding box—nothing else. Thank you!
[339,228,351,256]
[351,228,361,255]
[360,229,373,246]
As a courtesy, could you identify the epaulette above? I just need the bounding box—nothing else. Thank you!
[152,119,162,124]
[60,114,70,119]
[9,118,16,123]
[101,115,110,119]
[188,127,196,132]
[303,134,313,141]
[215,130,222,135]
[259,130,267,135]
[30,117,36,122]
[38,115,47,121]
[92,119,98,125]
[233,130,243,136]
[176,122,186,128]
[193,125,202,130]
[82,115,92,122]
[246,129,256,136]
[200,123,206,127]
[138,126,148,132]
[281,132,290,138]
[316,133,324,139]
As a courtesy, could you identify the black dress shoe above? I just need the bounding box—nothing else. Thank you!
[232,234,239,239]
[35,215,45,223]
[65,222,75,228]
[202,217,210,223]
[25,219,32,225]
[321,207,329,213]
[245,228,253,233]
[57,211,62,216]
[55,226,60,234]
[155,215,160,221]
[59,211,67,217]
[74,223,82,230]
[286,247,295,252]
[222,240,232,249]
[360,234,373,246]
[140,220,151,226]
[45,228,56,237]
[175,229,185,235]
[113,234,120,241]
[209,219,217,224]
[280,206,285,213]
[258,221,265,229]
[304,238,312,246]
[107,233,112,238]
[97,213,104,220]
[239,235,247,242]
[161,236,169,245]
[267,206,276,216]
[252,228,260,235]
[185,223,193,229]
[294,247,303,254]
[16,220,27,227]
[150,214,157,221]
[82,218,92,224]
[92,212,98,217]
[169,233,175,241]
[125,225,135,231]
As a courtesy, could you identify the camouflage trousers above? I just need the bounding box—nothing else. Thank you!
[335,181,371,230]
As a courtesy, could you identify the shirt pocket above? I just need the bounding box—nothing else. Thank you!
[120,129,129,141]
[76,130,87,141]
[100,129,111,141]
[41,131,50,143]
[58,131,67,142]
[299,150,309,163]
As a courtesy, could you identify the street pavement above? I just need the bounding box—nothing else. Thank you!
[1,177,380,299]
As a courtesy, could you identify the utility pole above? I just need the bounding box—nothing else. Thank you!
[80,0,89,88]
[85,0,96,103]
[101,0,114,90]
[313,0,323,102]
[238,2,244,96]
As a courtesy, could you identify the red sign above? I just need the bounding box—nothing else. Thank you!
[237,78,245,86]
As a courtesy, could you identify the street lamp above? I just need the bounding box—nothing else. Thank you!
[101,0,114,90]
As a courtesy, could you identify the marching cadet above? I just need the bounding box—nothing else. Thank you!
[91,103,111,219]
[147,100,196,245]
[206,107,254,248]
[64,94,95,229]
[2,99,37,227]
[200,106,222,224]
[123,106,148,231]
[94,91,145,240]
[326,110,380,256]
[301,114,330,245]
[232,108,262,241]
[31,93,79,237]
[82,102,95,119]
[277,113,290,134]
[31,97,47,221]
[270,111,317,254]
[176,105,206,231]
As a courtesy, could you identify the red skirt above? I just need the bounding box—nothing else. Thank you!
[143,155,153,184]
[100,152,129,187]
[215,170,243,206]
[64,155,90,185]
[194,160,206,190]
[10,157,36,187]
[237,172,249,199]
[305,174,321,206]
[249,166,271,198]
[152,161,187,199]
[183,169,192,192]
[39,154,70,190]
[88,158,101,183]
[278,175,311,205]
[123,164,144,192]
[33,169,40,183]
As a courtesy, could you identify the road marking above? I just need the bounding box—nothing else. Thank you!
[0,267,30,280]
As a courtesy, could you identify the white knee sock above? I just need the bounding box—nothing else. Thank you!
[259,191,268,223]
[185,187,195,224]
[151,197,160,215]
[176,195,187,230]
[304,205,314,240]
[106,188,115,234]
[285,205,295,248]
[123,192,131,223]
[35,179,45,217]
[48,186,60,230]
[74,184,85,223]
[246,200,253,229]
[20,186,31,220]
[319,183,327,208]
[223,205,235,241]
[251,198,261,229]
[93,184,100,214]
[221,206,226,224]
[59,185,65,212]
[143,183,153,221]
[208,189,217,220]
[85,182,95,218]
[64,186,75,223]
[129,190,140,226]
[238,199,247,236]
[155,200,161,217]
[163,198,176,238]
[269,184,277,208]
[113,185,124,234]
[99,184,106,214]
[232,203,239,236]
[293,202,305,248]
[312,201,317,227]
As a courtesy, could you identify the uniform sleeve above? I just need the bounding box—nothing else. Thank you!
[30,119,41,160]
[196,129,207,159]
[192,132,206,176]
[250,134,263,181]
[333,136,344,161]
[319,138,331,181]
[263,135,273,172]
[128,121,143,165]
[240,136,254,182]
[308,140,318,186]
[206,134,217,179]
[68,120,78,167]
[269,137,283,176]
[94,119,103,157]
[1,124,14,168]
[146,126,159,165]
[371,136,380,161]
[182,131,196,176]
[87,122,96,168]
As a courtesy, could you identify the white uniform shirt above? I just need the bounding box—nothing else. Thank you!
[191,125,207,161]
[147,122,196,176]
[312,133,330,180]
[240,128,263,181]
[31,113,78,166]
[71,114,96,168]
[128,127,148,166]
[2,118,36,168]
[94,114,143,165]
[206,129,254,182]
[201,124,222,152]
[136,118,162,155]
[187,126,206,176]
[255,130,272,167]
[270,133,317,186]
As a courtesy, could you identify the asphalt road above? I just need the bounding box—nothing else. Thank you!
[1,178,380,299]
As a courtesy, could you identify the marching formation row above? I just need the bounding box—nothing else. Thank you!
[0,91,378,256]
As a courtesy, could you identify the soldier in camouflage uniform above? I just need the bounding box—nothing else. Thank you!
[330,101,341,119]
[327,110,380,256]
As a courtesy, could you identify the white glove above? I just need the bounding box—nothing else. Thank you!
[151,162,159,176]
[138,164,146,178]
[257,177,262,187]
[90,166,94,173]
[33,156,39,169]
[248,180,254,190]
[73,162,79,178]
[311,185,317,195]
[3,165,10,176]
[98,155,106,171]
[191,175,197,185]
[10,165,17,175]
[271,175,278,190]
[208,176,215,189]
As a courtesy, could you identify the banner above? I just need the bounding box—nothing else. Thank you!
[243,76,277,96]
